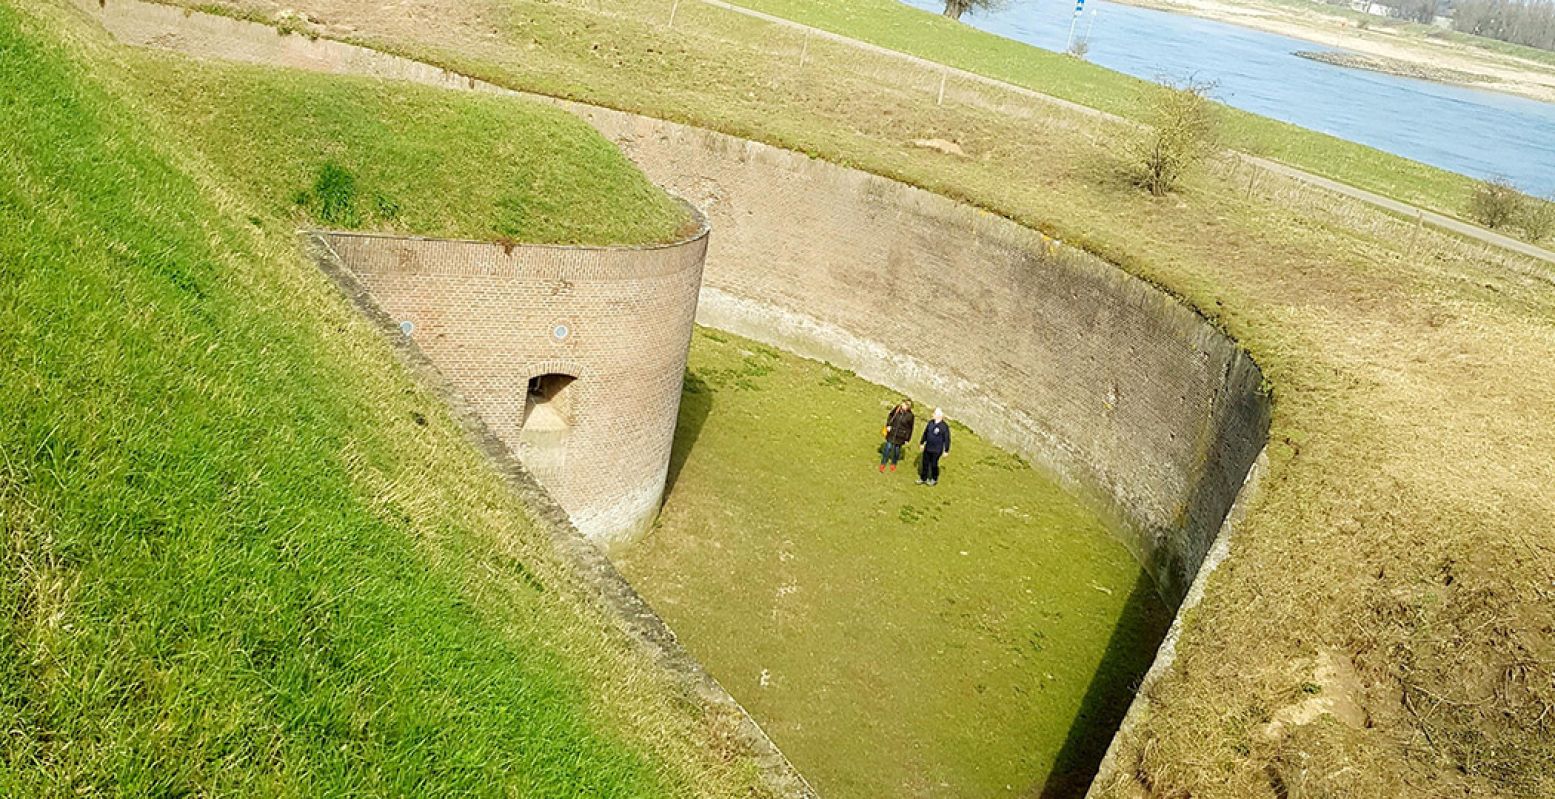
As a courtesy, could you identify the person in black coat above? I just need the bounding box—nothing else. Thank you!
[880,399,915,473]
[918,408,951,486]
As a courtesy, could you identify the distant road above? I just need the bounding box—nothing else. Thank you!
[698,0,1555,266]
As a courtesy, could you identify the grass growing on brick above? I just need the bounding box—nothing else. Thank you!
[0,4,763,795]
[616,328,1172,799]
[127,51,688,245]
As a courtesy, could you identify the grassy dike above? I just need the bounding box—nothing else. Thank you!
[0,4,763,796]
[617,329,1172,799]
[125,54,689,244]
[147,0,1555,795]
[729,0,1486,216]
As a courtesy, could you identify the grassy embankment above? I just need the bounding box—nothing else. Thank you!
[728,0,1497,215]
[156,0,1555,795]
[132,51,688,244]
[0,4,759,796]
[619,329,1171,799]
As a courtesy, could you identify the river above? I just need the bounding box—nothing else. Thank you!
[901,0,1555,195]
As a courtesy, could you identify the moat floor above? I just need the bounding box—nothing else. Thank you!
[615,328,1173,799]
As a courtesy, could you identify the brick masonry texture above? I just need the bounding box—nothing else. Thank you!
[84,0,1268,605]
[314,228,709,550]
[301,233,815,798]
[582,116,1270,606]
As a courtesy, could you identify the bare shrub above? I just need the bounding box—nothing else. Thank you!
[1125,78,1219,196]
[1517,195,1555,243]
[1466,177,1525,230]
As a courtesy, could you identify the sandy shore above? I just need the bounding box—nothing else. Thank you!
[1109,0,1555,103]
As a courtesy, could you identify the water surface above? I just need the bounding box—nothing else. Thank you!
[902,0,1555,195]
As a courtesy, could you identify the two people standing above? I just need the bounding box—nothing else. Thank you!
[878,399,951,486]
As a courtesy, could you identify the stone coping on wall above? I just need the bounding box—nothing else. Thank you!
[314,211,710,253]
[315,216,708,281]
[302,232,817,798]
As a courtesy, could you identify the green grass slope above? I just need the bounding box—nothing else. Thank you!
[0,4,757,796]
[618,329,1171,799]
[731,0,1483,216]
[132,51,688,244]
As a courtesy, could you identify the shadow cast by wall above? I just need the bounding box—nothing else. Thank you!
[663,369,713,500]
[1034,571,1173,799]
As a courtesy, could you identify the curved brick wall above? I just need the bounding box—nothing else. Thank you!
[84,0,1268,602]
[598,121,1270,604]
[311,226,708,549]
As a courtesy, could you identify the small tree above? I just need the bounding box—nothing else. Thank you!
[1518,195,1555,243]
[1125,79,1219,196]
[942,0,1007,21]
[1466,178,1525,230]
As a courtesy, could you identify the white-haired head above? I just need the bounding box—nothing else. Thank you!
[933,408,944,421]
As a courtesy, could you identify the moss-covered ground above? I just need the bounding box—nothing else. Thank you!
[0,4,757,795]
[617,328,1172,799]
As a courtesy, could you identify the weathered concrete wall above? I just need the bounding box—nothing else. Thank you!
[311,227,707,549]
[82,0,1268,602]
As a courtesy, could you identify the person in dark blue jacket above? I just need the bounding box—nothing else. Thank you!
[917,408,951,486]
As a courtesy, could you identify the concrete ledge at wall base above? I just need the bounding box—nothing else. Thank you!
[302,233,817,799]
[1084,446,1269,799]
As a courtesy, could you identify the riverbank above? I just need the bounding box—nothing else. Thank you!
[1294,49,1502,86]
[1108,0,1555,103]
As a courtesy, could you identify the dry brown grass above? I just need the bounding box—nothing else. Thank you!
[145,0,1555,793]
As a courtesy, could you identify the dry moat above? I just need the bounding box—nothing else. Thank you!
[616,329,1173,799]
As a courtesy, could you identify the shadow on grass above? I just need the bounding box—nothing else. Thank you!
[1035,570,1173,799]
[663,370,713,500]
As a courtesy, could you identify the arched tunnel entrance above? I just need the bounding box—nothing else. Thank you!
[519,372,577,486]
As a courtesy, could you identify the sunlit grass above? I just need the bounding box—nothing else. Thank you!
[617,328,1171,799]
[0,5,757,795]
[130,52,688,244]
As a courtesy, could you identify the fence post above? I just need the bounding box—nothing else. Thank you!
[937,70,948,106]
[668,0,680,29]
[799,29,810,69]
